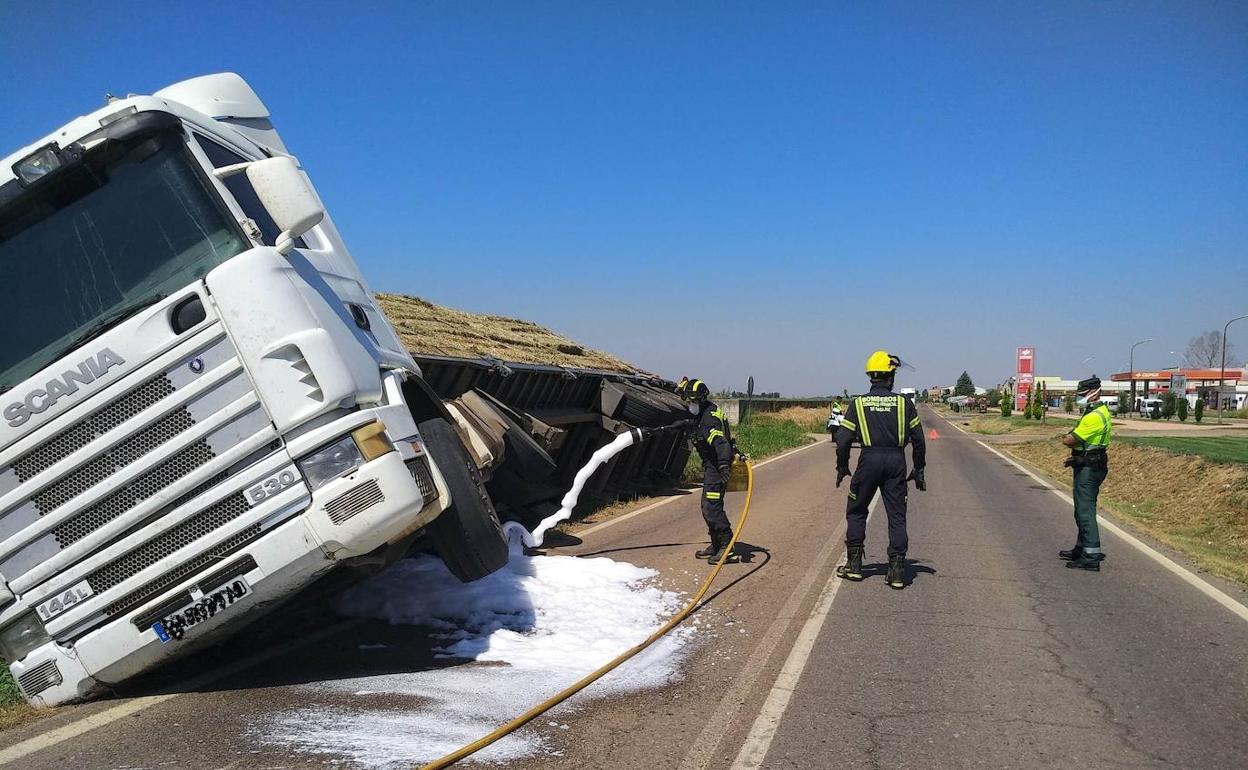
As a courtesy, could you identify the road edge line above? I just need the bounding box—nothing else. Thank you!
[0,618,362,766]
[976,439,1248,624]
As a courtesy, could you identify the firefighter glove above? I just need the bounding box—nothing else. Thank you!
[836,467,850,488]
[909,467,927,491]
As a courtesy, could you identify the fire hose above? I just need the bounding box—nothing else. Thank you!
[417,427,756,769]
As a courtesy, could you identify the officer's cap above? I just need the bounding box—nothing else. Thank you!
[1076,376,1101,395]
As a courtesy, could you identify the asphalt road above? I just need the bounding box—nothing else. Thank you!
[2,405,1246,768]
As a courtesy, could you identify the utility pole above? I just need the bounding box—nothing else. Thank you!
[1128,338,1152,420]
[1219,315,1247,425]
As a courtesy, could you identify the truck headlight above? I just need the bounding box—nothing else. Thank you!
[0,612,51,663]
[296,421,393,491]
[297,435,364,491]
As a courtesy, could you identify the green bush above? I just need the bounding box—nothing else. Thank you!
[1001,391,1012,417]
[1064,395,1075,413]
[1162,392,1177,420]
[1195,399,1204,423]
[1178,397,1189,422]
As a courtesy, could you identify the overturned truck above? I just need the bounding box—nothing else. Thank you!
[0,73,690,706]
[424,353,692,527]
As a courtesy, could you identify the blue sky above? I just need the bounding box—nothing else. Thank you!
[3,1,1245,395]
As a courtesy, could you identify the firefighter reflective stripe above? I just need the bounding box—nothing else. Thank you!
[840,418,857,431]
[712,409,726,421]
[909,415,921,428]
[705,491,722,500]
[855,399,872,446]
[897,402,905,446]
[707,428,725,443]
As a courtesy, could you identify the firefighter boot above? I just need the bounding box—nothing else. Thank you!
[695,539,717,559]
[836,546,864,581]
[886,555,906,590]
[703,532,736,564]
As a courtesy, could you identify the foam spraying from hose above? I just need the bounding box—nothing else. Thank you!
[505,427,645,548]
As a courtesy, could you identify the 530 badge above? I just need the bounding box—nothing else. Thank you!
[246,469,298,505]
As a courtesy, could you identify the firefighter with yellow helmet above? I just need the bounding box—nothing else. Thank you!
[834,351,927,589]
[676,377,738,563]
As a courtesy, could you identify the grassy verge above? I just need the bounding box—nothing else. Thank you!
[1004,439,1248,585]
[1116,436,1248,465]
[682,411,818,482]
[965,415,1066,435]
[0,667,37,730]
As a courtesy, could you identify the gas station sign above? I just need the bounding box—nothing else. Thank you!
[1015,347,1034,410]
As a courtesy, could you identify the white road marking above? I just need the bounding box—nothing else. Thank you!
[726,498,875,770]
[0,619,362,766]
[575,438,828,540]
[976,440,1248,624]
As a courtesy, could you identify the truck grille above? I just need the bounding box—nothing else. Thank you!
[86,492,249,594]
[16,660,62,698]
[408,457,438,502]
[49,441,216,548]
[103,523,263,619]
[12,376,176,482]
[325,479,385,524]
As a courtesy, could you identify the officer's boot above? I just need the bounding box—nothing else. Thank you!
[1058,546,1082,561]
[836,546,864,581]
[1066,552,1102,571]
[886,555,906,590]
[703,532,735,564]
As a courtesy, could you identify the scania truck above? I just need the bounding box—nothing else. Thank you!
[0,73,509,705]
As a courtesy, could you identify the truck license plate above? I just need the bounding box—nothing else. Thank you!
[152,578,250,643]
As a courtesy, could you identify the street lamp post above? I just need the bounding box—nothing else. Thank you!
[1219,315,1248,425]
[1128,338,1153,419]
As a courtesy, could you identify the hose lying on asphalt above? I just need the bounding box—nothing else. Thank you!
[418,457,755,770]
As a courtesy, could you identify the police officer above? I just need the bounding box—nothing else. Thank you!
[835,351,926,589]
[1060,376,1112,571]
[677,377,737,563]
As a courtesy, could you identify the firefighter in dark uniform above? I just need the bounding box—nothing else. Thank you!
[677,378,737,563]
[835,351,927,589]
[1060,376,1112,571]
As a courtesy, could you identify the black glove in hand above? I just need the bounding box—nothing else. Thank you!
[908,467,927,491]
[836,467,850,488]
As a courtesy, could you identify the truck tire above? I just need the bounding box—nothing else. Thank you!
[419,417,509,582]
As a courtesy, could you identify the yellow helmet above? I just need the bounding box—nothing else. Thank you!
[865,350,901,375]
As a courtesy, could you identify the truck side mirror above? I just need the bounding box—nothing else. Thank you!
[245,156,324,255]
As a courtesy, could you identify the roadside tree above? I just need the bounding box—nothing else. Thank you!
[1178,397,1189,422]
[954,371,976,396]
[1185,331,1235,368]
[1064,394,1075,413]
[1195,399,1204,423]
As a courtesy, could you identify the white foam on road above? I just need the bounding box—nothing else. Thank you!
[256,542,695,767]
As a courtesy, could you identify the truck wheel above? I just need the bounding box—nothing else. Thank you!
[419,418,509,582]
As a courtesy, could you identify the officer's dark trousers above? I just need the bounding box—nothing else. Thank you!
[845,448,908,557]
[701,466,731,538]
[1072,464,1106,554]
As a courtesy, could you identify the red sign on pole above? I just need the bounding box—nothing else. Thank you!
[1015,347,1035,410]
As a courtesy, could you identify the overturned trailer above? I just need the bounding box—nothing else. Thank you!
[416,354,693,525]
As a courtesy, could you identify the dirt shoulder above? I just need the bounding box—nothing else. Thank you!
[1003,439,1248,585]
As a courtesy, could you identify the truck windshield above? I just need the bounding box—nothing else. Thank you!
[0,128,247,392]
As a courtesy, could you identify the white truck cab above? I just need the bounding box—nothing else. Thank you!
[0,74,507,705]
